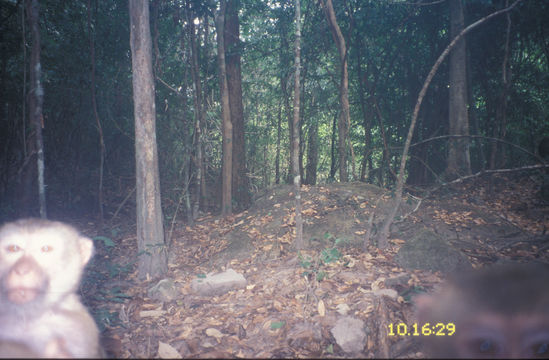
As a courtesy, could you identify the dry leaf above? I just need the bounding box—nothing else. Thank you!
[157,341,181,359]
[317,299,326,317]
[139,310,167,318]
[205,328,224,340]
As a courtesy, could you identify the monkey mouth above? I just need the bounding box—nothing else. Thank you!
[8,287,41,304]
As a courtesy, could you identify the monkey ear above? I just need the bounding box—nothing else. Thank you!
[78,237,94,265]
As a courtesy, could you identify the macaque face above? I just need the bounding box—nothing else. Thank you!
[0,218,100,358]
[415,263,549,358]
[0,218,93,311]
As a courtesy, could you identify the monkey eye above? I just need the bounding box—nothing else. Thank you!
[6,244,21,253]
[464,337,503,357]
[41,245,54,252]
[524,332,549,358]
[533,341,549,357]
[480,339,499,353]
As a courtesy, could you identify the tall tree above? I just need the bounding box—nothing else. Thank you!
[321,0,350,182]
[225,0,250,209]
[216,0,232,216]
[129,0,167,279]
[26,0,46,218]
[446,0,471,178]
[489,1,512,172]
[304,95,318,185]
[293,0,303,249]
[188,8,205,219]
[87,0,106,224]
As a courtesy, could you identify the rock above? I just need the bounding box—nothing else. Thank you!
[330,316,366,354]
[385,273,411,288]
[190,268,247,296]
[373,288,398,300]
[148,278,179,302]
[394,229,471,273]
[286,322,322,354]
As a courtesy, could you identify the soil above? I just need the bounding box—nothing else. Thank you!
[82,172,549,358]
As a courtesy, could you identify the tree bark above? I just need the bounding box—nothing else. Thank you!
[87,0,105,224]
[216,0,232,216]
[305,96,318,185]
[292,0,303,250]
[489,1,512,172]
[275,100,282,184]
[225,0,250,209]
[26,0,46,218]
[447,0,471,178]
[129,0,167,279]
[321,0,350,182]
[188,12,204,219]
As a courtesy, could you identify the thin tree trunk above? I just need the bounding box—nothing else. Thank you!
[275,99,282,184]
[26,0,46,218]
[87,0,105,224]
[216,0,232,216]
[188,11,204,219]
[321,0,349,182]
[447,0,471,178]
[489,0,512,172]
[305,95,318,185]
[22,1,27,159]
[329,111,337,180]
[292,0,303,250]
[129,0,167,279]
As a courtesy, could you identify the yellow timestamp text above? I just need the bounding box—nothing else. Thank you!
[387,322,456,337]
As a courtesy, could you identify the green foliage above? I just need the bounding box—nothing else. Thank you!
[298,235,342,282]
[92,308,120,332]
[270,321,286,330]
[1,0,549,215]
[320,247,341,265]
[93,235,116,248]
[400,285,427,303]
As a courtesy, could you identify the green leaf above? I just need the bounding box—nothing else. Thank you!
[270,321,285,329]
[93,235,116,247]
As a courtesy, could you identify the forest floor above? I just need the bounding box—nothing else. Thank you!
[81,172,549,358]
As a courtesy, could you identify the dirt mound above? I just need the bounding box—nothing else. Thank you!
[90,174,549,358]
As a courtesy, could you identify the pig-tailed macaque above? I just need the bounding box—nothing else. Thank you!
[414,263,549,358]
[0,218,102,358]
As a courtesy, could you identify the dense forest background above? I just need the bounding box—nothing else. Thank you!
[1,0,548,223]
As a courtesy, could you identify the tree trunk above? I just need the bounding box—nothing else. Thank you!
[225,0,250,210]
[489,2,511,172]
[329,111,337,180]
[321,0,349,182]
[188,11,204,219]
[129,0,167,280]
[446,0,471,178]
[216,0,232,216]
[26,0,46,218]
[275,100,282,184]
[305,96,318,185]
[87,0,105,224]
[292,0,303,250]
